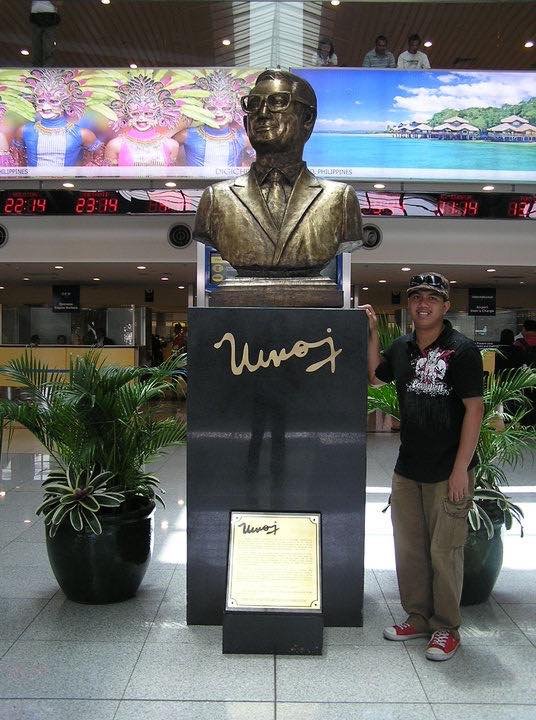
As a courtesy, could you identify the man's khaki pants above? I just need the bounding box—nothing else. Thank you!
[390,472,474,640]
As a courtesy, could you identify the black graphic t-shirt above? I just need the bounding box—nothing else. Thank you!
[375,320,483,483]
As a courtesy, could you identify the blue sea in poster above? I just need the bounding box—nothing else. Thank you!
[293,68,536,181]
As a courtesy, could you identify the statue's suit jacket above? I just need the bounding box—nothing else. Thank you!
[194,165,363,272]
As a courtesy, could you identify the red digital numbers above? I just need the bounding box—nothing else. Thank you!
[75,194,119,214]
[3,195,47,214]
[438,197,479,217]
[508,199,532,218]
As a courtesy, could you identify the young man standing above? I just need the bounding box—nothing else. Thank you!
[362,273,484,661]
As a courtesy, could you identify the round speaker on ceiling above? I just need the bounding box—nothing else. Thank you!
[168,224,192,249]
[0,225,8,248]
[362,224,382,249]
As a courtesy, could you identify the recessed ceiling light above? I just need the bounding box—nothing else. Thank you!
[63,182,75,188]
[482,185,494,191]
[177,285,185,289]
[524,41,534,49]
[423,41,433,48]
[330,0,340,5]
[129,63,138,69]
[0,491,5,497]
[401,267,411,272]
[160,276,169,281]
[379,279,387,283]
[20,49,30,56]
[54,265,63,269]
[101,0,111,4]
[92,277,101,281]
[136,265,147,270]
[0,286,4,290]
[520,281,525,284]
[373,183,385,189]
[362,286,369,290]
[165,181,176,188]
[23,277,30,281]
[449,280,457,284]
[222,39,231,46]
[486,268,496,273]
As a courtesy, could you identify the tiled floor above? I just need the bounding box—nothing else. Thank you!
[0,431,535,720]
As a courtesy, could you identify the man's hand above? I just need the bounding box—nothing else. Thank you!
[447,466,469,502]
[357,303,378,335]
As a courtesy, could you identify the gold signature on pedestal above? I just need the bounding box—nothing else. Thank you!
[213,329,342,375]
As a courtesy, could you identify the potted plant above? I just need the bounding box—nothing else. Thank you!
[367,356,536,605]
[0,350,187,604]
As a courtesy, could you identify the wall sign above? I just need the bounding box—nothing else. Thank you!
[52,285,80,313]
[468,287,496,316]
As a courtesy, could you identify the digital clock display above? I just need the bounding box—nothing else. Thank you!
[0,190,534,218]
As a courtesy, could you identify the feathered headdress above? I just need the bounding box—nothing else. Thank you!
[25,68,86,119]
[111,74,182,130]
[193,69,257,127]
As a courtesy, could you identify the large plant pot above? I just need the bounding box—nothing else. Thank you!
[461,520,503,606]
[46,497,156,603]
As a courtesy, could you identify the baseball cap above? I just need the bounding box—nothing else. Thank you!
[407,273,450,299]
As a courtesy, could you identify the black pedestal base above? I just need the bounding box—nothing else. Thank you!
[223,611,323,655]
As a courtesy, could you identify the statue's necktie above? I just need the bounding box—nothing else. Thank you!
[266,169,287,228]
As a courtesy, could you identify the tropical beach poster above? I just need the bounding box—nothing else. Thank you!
[293,68,536,183]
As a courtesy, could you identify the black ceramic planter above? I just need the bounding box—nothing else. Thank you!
[46,497,156,604]
[461,521,503,606]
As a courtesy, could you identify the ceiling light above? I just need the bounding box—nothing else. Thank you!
[165,181,176,188]
[20,49,30,56]
[101,0,111,4]
[330,0,340,5]
[54,265,63,269]
[401,267,411,272]
[160,276,169,281]
[178,285,185,289]
[63,182,74,188]
[423,41,433,48]
[449,280,457,284]
[129,63,138,69]
[92,277,101,281]
[0,491,5,497]
[136,265,147,270]
[486,268,496,273]
[482,185,494,191]
[373,183,385,189]
[362,286,369,290]
[0,286,4,290]
[524,41,534,49]
[379,279,387,283]
[23,277,30,281]
[222,39,231,46]
[520,281,525,284]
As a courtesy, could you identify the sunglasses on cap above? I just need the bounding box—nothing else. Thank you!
[408,273,449,295]
[240,91,313,114]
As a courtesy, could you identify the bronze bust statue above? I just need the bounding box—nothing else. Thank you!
[194,69,363,277]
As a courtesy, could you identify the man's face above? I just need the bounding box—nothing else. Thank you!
[244,78,313,153]
[375,39,387,55]
[408,38,420,54]
[408,290,449,331]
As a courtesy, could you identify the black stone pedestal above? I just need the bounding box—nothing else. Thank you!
[223,611,323,655]
[187,307,367,627]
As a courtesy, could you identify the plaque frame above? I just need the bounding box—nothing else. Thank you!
[225,510,322,614]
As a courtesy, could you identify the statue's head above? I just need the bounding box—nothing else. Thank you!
[240,70,317,155]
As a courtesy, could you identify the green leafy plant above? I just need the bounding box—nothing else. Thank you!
[367,353,536,539]
[0,351,187,536]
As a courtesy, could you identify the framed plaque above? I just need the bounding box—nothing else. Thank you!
[226,511,321,613]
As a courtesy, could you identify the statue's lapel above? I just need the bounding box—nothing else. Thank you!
[231,172,278,246]
[272,168,322,265]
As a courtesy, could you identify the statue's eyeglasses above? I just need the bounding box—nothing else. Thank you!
[240,91,312,114]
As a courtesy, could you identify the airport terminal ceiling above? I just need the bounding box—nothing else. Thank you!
[0,1,535,71]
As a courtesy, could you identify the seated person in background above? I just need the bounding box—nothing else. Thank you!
[363,35,396,68]
[95,328,114,346]
[56,334,67,344]
[495,329,517,372]
[29,334,40,347]
[311,37,338,66]
[172,323,187,352]
[397,34,431,69]
[514,319,536,357]
[513,319,536,425]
